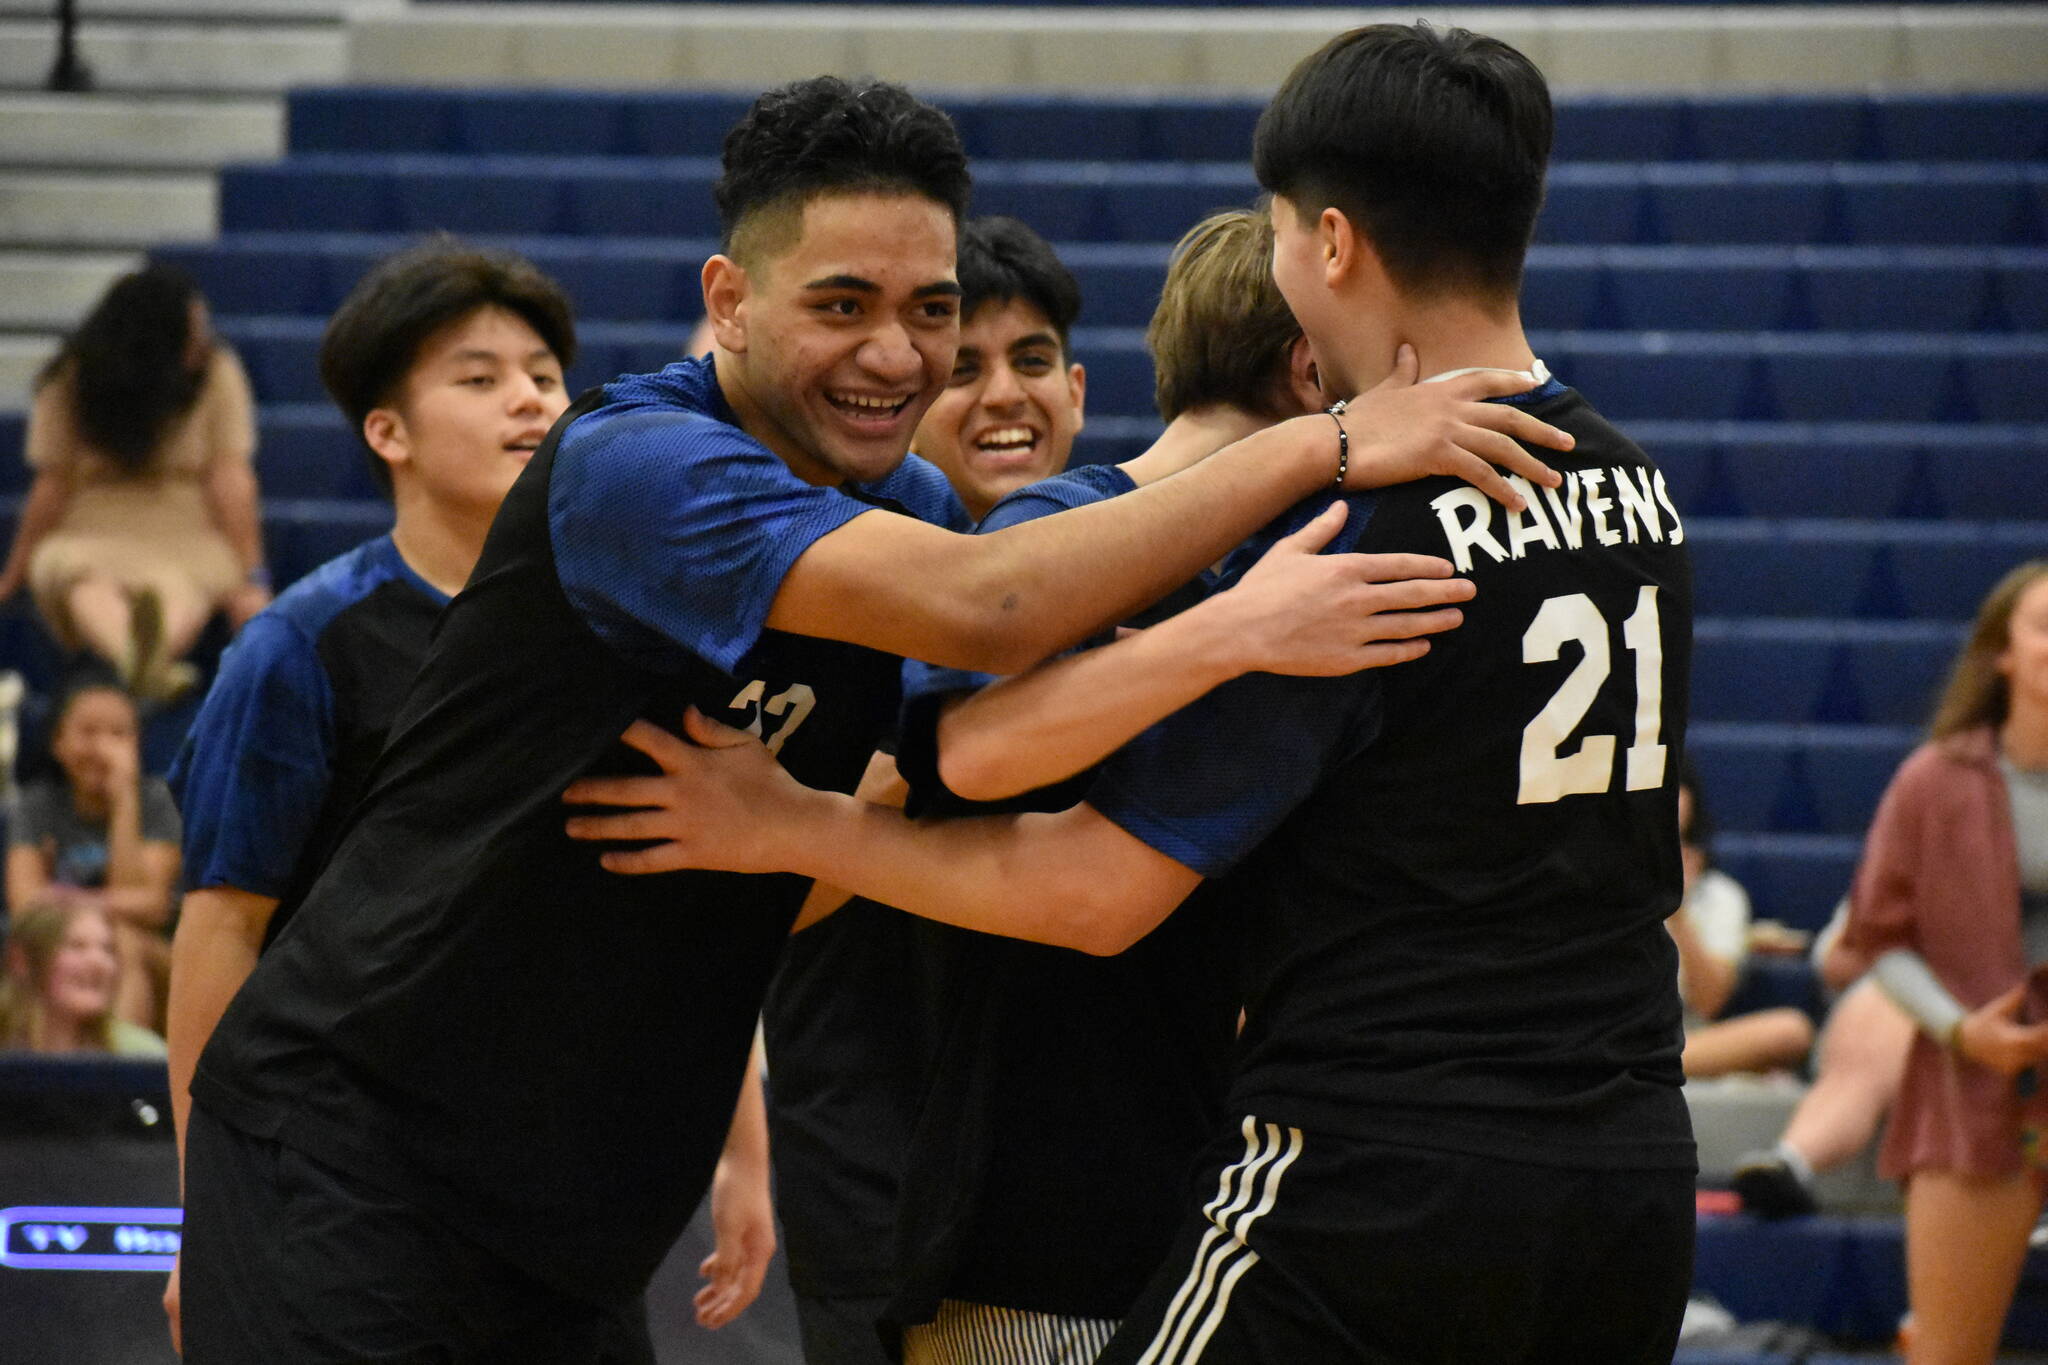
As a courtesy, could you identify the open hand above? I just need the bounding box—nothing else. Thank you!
[563,711,805,877]
[1213,502,1472,676]
[1335,345,1570,510]
[693,1151,775,1329]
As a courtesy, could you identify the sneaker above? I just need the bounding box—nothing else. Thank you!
[1732,1151,1819,1219]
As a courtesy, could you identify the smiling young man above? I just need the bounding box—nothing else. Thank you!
[172,75,1572,1363]
[563,30,1698,1364]
[909,216,1085,521]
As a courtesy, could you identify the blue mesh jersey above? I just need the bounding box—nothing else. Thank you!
[1088,382,1698,1173]
[188,356,971,1307]
[170,534,445,943]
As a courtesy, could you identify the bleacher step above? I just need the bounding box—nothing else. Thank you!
[0,19,346,93]
[0,170,215,250]
[0,93,281,168]
[0,250,139,330]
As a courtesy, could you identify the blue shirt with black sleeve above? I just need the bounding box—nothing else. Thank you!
[170,533,448,943]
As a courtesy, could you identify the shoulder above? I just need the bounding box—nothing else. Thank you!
[980,463,1137,531]
[861,454,970,529]
[260,538,412,645]
[107,1018,168,1058]
[1893,732,1998,798]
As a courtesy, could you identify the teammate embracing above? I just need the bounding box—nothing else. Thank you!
[569,25,1697,1364]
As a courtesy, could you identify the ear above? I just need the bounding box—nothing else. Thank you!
[701,255,751,355]
[1317,205,1376,291]
[1065,361,1087,435]
[1285,336,1323,415]
[361,407,409,480]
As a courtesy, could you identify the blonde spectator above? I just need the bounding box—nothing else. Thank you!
[0,263,270,700]
[0,900,166,1056]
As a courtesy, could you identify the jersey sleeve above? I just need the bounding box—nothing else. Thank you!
[549,407,882,674]
[168,611,337,897]
[1086,489,1386,878]
[1086,671,1382,878]
[896,464,1140,815]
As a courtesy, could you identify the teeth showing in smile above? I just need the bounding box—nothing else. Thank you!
[977,427,1036,452]
[832,392,906,412]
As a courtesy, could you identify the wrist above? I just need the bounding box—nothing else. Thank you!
[1171,589,1261,685]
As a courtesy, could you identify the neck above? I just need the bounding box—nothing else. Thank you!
[1327,290,1536,395]
[2003,703,2048,768]
[389,487,492,597]
[1123,406,1274,487]
[70,785,109,821]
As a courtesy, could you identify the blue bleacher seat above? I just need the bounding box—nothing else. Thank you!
[394,167,568,236]
[1552,97,1690,163]
[1687,95,1869,164]
[1837,164,2038,247]
[1757,339,1954,424]
[454,89,628,156]
[262,500,394,590]
[622,92,755,158]
[1688,725,1799,833]
[1534,169,1651,245]
[1712,431,1913,520]
[1801,250,1993,332]
[1888,526,2048,620]
[220,163,398,234]
[1998,253,2048,329]
[1604,253,1798,330]
[1687,523,1877,618]
[1715,833,1860,932]
[1691,623,1835,725]
[1871,93,2048,163]
[1648,166,1835,247]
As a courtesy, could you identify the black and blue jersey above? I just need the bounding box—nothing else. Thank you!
[170,534,446,944]
[191,356,968,1306]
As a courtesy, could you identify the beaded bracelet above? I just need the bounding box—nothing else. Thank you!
[1325,399,1349,488]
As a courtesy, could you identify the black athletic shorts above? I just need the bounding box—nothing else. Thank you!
[1096,1115,1693,1365]
[180,1105,656,1365]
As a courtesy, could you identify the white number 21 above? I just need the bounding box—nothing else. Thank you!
[1517,587,1666,805]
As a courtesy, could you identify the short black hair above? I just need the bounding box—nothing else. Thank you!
[955,216,1081,351]
[318,236,576,498]
[714,76,971,264]
[1253,23,1552,300]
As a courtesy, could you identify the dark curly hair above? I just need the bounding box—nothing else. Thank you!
[318,236,577,498]
[38,262,209,474]
[714,77,971,263]
[956,216,1081,352]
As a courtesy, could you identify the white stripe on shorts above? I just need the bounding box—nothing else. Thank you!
[1134,1114,1303,1365]
[902,1298,1119,1365]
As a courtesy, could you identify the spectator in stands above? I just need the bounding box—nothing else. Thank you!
[1732,903,1916,1218]
[0,263,269,701]
[1673,766,1815,1078]
[4,674,179,1030]
[1831,558,2048,1365]
[161,237,775,1358]
[0,899,166,1056]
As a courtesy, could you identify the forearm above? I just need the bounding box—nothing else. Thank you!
[720,1035,769,1175]
[772,791,1161,955]
[934,603,1241,801]
[205,463,265,573]
[956,419,1328,671]
[165,890,277,1172]
[1871,949,1968,1046]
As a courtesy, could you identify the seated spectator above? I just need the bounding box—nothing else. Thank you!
[0,899,167,1056]
[0,263,269,701]
[1732,905,1916,1216]
[5,676,179,1029]
[1674,769,1815,1078]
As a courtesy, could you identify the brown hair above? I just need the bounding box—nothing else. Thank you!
[1146,208,1302,422]
[0,902,119,1052]
[1929,559,2048,741]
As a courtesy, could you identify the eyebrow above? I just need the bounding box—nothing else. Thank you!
[801,274,963,299]
[1008,332,1061,353]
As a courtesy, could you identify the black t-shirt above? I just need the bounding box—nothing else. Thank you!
[1087,384,1696,1172]
[190,361,968,1306]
